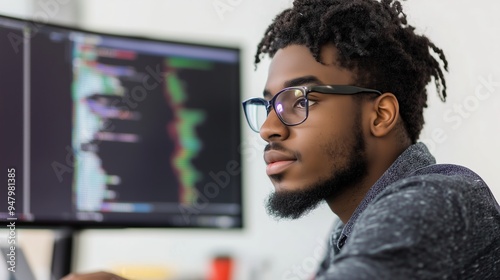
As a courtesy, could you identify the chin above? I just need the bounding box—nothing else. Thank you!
[272,181,307,193]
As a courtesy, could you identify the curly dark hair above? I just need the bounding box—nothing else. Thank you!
[255,0,448,143]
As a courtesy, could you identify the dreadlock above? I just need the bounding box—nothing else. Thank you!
[255,0,448,143]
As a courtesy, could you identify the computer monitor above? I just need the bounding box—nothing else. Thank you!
[0,14,242,229]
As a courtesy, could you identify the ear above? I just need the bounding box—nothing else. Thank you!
[369,93,399,138]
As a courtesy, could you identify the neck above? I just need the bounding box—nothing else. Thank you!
[325,178,372,223]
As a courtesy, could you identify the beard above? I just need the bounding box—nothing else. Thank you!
[265,111,368,220]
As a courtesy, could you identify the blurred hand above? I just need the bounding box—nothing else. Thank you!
[61,271,128,280]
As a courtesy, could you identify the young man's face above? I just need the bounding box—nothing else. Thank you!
[261,44,369,219]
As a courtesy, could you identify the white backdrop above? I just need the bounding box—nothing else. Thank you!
[0,1,499,280]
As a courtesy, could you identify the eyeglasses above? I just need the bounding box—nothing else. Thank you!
[242,85,381,133]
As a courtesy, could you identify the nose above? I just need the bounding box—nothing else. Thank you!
[259,108,289,142]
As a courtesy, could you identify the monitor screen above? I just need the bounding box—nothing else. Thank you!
[0,15,242,228]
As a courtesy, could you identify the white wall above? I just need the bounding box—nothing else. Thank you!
[0,0,33,17]
[1,1,499,279]
[0,0,79,24]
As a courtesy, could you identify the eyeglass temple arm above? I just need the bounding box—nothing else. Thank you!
[311,85,382,95]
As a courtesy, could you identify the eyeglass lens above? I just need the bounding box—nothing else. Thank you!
[245,88,307,132]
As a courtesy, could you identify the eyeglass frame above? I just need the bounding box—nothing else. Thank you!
[242,85,382,133]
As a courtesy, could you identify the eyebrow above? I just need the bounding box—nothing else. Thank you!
[263,75,324,99]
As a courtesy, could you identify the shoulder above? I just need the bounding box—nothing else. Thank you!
[338,174,477,271]
[353,168,498,243]
[373,164,493,214]
[367,171,482,224]
[325,163,500,279]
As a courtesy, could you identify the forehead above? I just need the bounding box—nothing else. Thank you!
[265,44,355,95]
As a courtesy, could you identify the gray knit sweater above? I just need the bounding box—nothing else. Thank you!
[315,143,500,279]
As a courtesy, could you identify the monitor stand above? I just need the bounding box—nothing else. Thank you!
[51,227,77,280]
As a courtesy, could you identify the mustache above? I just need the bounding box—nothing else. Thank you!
[264,142,288,152]
[264,142,301,161]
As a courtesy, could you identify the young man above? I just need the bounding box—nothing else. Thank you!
[65,0,500,279]
[242,0,500,279]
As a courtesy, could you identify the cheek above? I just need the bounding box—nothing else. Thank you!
[307,133,342,167]
[292,129,339,176]
[295,113,355,172]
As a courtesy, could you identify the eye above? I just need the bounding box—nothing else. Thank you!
[293,97,307,109]
[293,98,316,109]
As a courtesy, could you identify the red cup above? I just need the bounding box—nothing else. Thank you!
[209,255,233,280]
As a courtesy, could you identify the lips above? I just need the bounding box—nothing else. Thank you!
[264,150,297,176]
